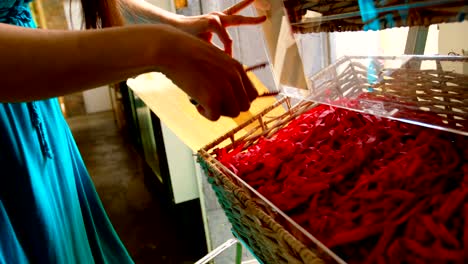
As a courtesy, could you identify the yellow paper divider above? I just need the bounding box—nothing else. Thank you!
[127,72,284,152]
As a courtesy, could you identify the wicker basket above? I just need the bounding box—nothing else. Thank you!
[198,98,336,264]
[197,55,468,264]
[284,0,468,33]
[304,55,468,135]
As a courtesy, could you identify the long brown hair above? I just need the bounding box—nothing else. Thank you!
[80,0,124,28]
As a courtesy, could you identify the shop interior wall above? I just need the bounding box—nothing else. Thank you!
[63,0,113,114]
[438,21,468,74]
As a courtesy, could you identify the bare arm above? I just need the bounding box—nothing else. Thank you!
[119,0,181,25]
[0,23,168,102]
[0,22,257,120]
[119,0,266,56]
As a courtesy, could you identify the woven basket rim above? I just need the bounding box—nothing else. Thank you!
[197,54,468,263]
[198,147,343,263]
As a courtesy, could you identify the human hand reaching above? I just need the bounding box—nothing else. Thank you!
[173,0,266,56]
[131,0,267,120]
[156,26,258,121]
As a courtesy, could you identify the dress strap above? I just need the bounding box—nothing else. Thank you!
[27,102,53,159]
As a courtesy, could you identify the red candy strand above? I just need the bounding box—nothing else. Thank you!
[216,103,467,263]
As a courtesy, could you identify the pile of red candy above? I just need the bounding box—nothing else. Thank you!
[216,104,467,263]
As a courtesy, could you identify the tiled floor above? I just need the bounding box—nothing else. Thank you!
[67,111,192,264]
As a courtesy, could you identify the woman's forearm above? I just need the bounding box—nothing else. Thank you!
[119,0,182,25]
[1,0,261,120]
[0,23,170,102]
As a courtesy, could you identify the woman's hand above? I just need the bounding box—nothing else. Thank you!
[118,0,266,120]
[155,25,258,121]
[173,0,266,56]
[121,0,267,55]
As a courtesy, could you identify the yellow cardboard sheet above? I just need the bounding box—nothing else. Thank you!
[127,72,284,151]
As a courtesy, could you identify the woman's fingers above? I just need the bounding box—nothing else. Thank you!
[196,104,220,121]
[204,12,265,54]
[206,15,232,55]
[231,73,251,112]
[160,25,260,120]
[196,72,253,120]
[220,15,266,27]
[197,85,242,120]
[198,32,213,42]
[223,0,256,15]
[220,84,242,117]
[240,71,259,102]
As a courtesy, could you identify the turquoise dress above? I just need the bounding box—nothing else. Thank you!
[0,1,133,263]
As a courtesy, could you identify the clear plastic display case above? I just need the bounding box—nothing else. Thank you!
[198,0,468,263]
